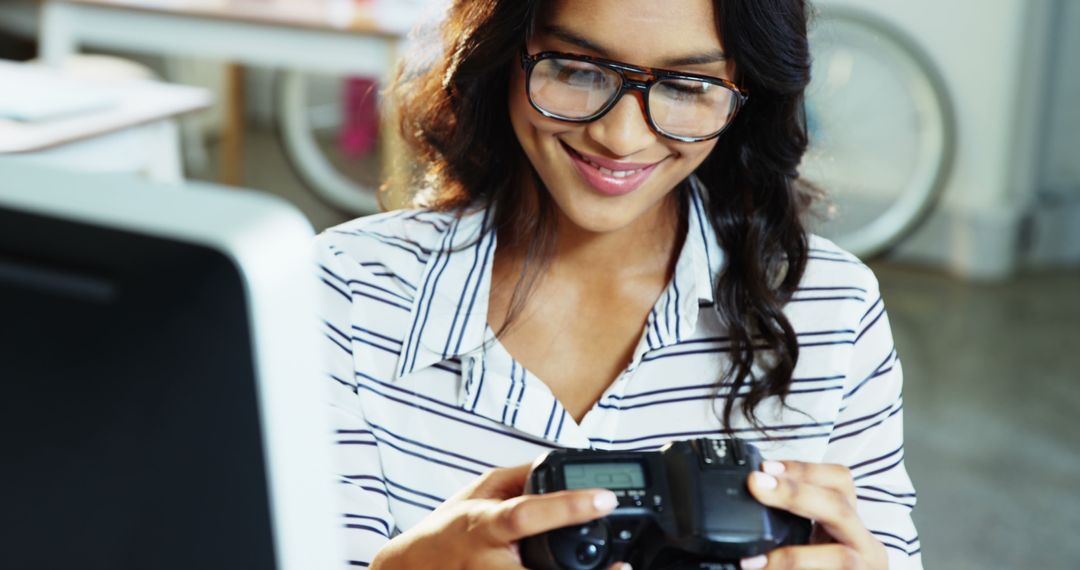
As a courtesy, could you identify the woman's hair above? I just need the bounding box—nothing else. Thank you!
[393,0,816,432]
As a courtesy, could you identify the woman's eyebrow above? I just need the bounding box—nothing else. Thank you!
[541,24,727,67]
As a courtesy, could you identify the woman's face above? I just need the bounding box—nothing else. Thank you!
[509,0,733,234]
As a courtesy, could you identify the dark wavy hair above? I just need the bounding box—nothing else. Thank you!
[392,0,816,432]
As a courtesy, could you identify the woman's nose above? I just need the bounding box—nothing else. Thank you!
[584,90,658,158]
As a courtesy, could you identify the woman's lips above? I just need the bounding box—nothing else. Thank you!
[561,142,665,197]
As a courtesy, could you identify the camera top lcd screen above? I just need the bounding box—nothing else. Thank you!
[563,462,646,490]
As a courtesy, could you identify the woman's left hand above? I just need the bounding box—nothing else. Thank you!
[741,460,888,570]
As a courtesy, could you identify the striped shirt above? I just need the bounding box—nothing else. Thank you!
[315,181,922,568]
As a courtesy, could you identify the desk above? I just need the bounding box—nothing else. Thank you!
[37,0,405,74]
[0,60,211,181]
[33,0,414,212]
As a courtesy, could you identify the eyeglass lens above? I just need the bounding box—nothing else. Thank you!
[528,57,737,139]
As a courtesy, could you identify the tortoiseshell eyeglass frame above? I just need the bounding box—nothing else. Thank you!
[519,49,750,143]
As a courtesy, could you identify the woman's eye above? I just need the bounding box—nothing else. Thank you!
[555,63,605,84]
[657,80,710,98]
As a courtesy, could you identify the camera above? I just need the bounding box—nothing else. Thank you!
[520,438,811,570]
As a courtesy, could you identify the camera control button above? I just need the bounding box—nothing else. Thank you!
[576,542,602,565]
[611,520,640,543]
[575,521,609,543]
[534,466,551,493]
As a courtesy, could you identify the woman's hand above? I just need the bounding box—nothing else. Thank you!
[741,461,888,570]
[370,463,628,570]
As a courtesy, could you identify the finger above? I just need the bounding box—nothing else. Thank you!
[608,563,633,570]
[483,488,619,544]
[740,544,862,570]
[747,471,873,550]
[469,463,534,501]
[468,547,531,570]
[446,464,533,507]
[761,461,855,498]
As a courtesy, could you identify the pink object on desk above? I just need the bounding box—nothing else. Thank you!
[339,76,380,159]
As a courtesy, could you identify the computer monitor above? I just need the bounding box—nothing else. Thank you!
[0,160,342,570]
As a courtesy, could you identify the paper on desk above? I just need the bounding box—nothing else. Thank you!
[0,76,118,122]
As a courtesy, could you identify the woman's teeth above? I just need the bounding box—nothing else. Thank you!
[582,156,643,178]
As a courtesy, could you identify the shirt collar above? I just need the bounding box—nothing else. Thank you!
[638,176,723,353]
[685,174,722,306]
[394,176,724,381]
[394,205,496,380]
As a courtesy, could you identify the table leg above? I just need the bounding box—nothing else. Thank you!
[38,1,78,66]
[220,62,246,186]
[145,120,183,184]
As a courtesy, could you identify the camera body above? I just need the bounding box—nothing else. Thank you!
[520,438,811,570]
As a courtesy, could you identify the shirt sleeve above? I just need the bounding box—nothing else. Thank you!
[822,274,923,569]
[315,239,396,568]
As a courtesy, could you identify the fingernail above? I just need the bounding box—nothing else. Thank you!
[614,564,633,570]
[593,490,618,512]
[762,460,786,476]
[741,554,768,569]
[751,471,777,490]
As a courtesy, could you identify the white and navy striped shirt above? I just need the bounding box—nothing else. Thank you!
[315,182,922,568]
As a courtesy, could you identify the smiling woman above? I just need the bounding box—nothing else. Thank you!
[314,1,921,569]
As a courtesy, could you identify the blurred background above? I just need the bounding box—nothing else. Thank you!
[0,1,1077,568]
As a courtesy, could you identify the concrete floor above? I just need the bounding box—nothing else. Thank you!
[882,265,1080,569]
[195,129,1080,569]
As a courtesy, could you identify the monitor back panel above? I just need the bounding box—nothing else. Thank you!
[0,206,277,569]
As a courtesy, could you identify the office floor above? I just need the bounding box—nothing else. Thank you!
[195,128,1080,569]
[880,265,1080,569]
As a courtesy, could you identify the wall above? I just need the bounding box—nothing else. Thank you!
[813,0,1061,278]
[1026,0,1080,267]
[1040,0,1080,196]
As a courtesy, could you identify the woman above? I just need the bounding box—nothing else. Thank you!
[315,0,921,568]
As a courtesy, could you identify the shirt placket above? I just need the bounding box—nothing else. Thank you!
[459,345,592,449]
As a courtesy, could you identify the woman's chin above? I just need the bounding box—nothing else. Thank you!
[566,216,631,235]
[555,198,646,235]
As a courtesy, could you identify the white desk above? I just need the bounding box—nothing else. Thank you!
[0,60,210,153]
[35,0,405,78]
[23,0,417,212]
[0,60,211,181]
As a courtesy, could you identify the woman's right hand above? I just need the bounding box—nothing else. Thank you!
[369,463,624,570]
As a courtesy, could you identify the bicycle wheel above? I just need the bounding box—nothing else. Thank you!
[276,69,383,215]
[802,6,956,258]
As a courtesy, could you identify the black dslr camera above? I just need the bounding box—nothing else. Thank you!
[520,438,811,570]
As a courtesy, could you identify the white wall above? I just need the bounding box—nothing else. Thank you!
[1040,0,1080,196]
[1026,0,1080,267]
[815,0,1056,278]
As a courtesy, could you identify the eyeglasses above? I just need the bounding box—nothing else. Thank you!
[520,50,749,143]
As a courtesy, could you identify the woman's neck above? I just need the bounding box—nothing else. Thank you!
[550,193,683,282]
[495,177,685,287]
